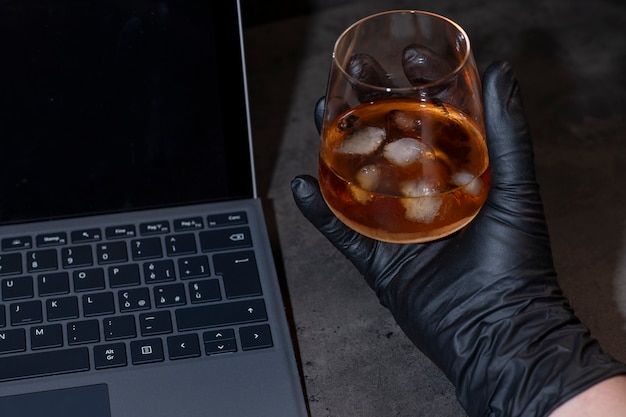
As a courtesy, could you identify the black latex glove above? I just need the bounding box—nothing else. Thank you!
[292,61,626,417]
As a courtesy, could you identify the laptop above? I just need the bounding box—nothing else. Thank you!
[0,1,309,416]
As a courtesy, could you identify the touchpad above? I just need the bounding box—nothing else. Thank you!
[0,384,111,417]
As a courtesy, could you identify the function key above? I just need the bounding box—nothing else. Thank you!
[2,236,32,251]
[105,225,136,239]
[207,212,248,228]
[71,228,102,243]
[36,232,68,247]
[173,217,204,232]
[140,221,170,236]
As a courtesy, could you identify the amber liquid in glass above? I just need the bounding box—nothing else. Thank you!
[319,98,490,243]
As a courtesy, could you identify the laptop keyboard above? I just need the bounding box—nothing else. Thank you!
[0,210,274,381]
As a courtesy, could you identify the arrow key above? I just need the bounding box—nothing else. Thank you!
[239,324,273,351]
[204,339,237,355]
[203,328,237,355]
[167,333,201,360]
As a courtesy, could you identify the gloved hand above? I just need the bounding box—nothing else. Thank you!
[292,61,626,417]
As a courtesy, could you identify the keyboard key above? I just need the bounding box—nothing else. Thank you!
[0,253,22,276]
[94,342,127,369]
[82,292,115,316]
[105,225,136,239]
[26,249,58,272]
[205,338,237,355]
[239,324,273,350]
[73,268,106,292]
[199,227,252,252]
[154,283,186,308]
[61,245,93,268]
[203,329,237,355]
[139,311,172,336]
[206,211,248,228]
[38,272,70,296]
[67,319,100,345]
[130,338,164,364]
[165,234,197,256]
[71,228,102,243]
[213,251,262,299]
[2,276,34,300]
[167,333,201,359]
[2,236,32,251]
[173,217,204,231]
[10,300,42,325]
[143,260,176,283]
[0,328,26,354]
[118,288,151,312]
[96,241,128,264]
[0,306,5,327]
[104,315,137,340]
[108,264,141,288]
[140,221,170,236]
[36,232,68,247]
[178,255,210,279]
[0,347,90,381]
[131,237,163,260]
[175,299,267,331]
[30,324,63,349]
[203,328,235,342]
[46,296,79,321]
[189,279,221,304]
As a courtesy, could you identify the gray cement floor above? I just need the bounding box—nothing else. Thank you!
[243,1,626,415]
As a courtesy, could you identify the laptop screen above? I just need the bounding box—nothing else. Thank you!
[0,0,254,226]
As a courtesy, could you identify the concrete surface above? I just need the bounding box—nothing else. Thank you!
[243,0,626,415]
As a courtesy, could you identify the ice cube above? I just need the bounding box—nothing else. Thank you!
[400,179,438,197]
[451,171,483,196]
[390,110,421,131]
[355,164,381,192]
[349,184,372,204]
[401,196,441,223]
[400,180,442,223]
[383,137,434,166]
[338,126,385,155]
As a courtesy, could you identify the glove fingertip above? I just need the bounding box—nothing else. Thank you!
[291,175,333,226]
[482,61,537,186]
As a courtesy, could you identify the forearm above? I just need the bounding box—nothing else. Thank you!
[549,375,626,417]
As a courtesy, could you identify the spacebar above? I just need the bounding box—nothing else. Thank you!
[0,348,90,381]
[176,299,267,331]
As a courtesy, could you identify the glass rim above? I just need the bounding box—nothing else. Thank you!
[332,9,472,93]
